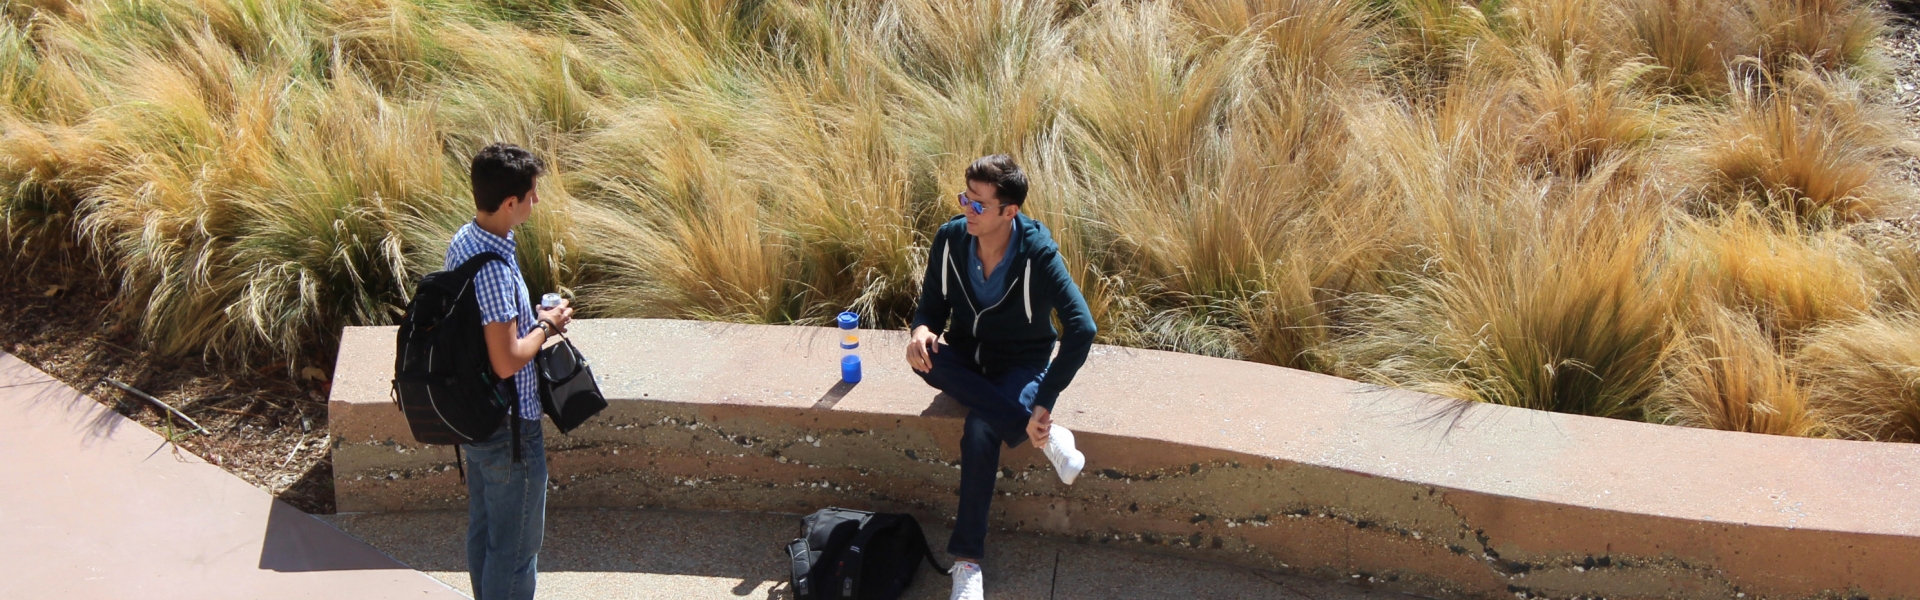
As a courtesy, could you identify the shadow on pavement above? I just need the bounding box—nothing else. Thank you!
[259,500,413,572]
[0,358,130,449]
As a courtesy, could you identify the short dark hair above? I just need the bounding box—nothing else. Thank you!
[470,143,546,213]
[965,154,1028,206]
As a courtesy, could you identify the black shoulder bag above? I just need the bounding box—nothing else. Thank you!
[536,329,607,434]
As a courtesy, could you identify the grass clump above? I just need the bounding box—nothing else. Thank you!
[2,0,1919,442]
[1686,65,1913,224]
[1798,314,1920,441]
[1654,305,1825,437]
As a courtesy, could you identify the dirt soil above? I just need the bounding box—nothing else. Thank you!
[6,12,1920,519]
[0,266,336,514]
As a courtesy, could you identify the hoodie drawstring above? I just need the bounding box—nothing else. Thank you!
[1023,259,1033,323]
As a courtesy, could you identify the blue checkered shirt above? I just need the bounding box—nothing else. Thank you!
[445,221,543,421]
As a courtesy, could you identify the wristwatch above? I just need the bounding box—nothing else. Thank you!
[538,319,557,336]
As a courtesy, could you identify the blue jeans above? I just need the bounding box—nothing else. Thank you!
[463,417,547,600]
[914,344,1045,561]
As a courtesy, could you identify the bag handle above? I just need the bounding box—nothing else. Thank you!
[537,329,588,383]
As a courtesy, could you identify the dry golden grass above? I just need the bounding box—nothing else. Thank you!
[1684,207,1873,337]
[1746,0,1884,72]
[1686,65,1913,223]
[1798,313,1920,441]
[3,0,1919,438]
[1335,133,1687,418]
[1629,0,1751,96]
[1655,305,1826,437]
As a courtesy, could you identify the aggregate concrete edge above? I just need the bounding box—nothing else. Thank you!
[330,320,1920,600]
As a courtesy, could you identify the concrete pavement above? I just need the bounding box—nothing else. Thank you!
[325,507,1405,599]
[0,352,464,599]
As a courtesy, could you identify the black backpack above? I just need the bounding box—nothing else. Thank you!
[787,507,948,600]
[391,252,522,460]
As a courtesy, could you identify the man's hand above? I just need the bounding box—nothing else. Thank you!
[535,299,574,334]
[1027,405,1052,446]
[906,325,939,373]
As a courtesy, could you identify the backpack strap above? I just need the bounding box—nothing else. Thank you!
[452,251,509,277]
[509,380,522,464]
[485,375,522,464]
[787,537,815,599]
[900,515,950,574]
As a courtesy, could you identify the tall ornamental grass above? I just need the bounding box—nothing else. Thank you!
[4,0,1920,441]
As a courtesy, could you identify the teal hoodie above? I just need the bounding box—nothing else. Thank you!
[909,214,1097,410]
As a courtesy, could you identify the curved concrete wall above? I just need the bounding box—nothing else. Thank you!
[329,319,1920,599]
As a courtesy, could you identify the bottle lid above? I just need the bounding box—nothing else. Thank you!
[836,311,859,330]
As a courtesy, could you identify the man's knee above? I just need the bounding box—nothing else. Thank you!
[916,346,968,388]
[960,416,999,457]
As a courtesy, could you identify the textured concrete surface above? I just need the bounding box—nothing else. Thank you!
[0,353,463,600]
[325,507,1403,600]
[331,319,1920,599]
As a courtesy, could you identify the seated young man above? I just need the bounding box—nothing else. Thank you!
[448,142,573,600]
[905,154,1097,600]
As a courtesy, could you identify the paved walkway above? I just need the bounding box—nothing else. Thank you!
[1,350,1399,599]
[325,507,1398,600]
[0,353,463,599]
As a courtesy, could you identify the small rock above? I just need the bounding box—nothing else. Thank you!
[300,366,329,383]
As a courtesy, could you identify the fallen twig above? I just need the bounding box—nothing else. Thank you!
[104,378,209,435]
[195,404,263,419]
[279,432,309,468]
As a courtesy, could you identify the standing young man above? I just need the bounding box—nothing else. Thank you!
[906,154,1096,600]
[447,143,573,600]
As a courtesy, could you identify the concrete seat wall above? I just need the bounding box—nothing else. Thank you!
[329,319,1920,599]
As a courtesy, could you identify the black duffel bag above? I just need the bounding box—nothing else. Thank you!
[536,331,606,434]
[788,507,948,600]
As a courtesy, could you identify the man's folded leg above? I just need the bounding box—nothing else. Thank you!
[915,343,1035,428]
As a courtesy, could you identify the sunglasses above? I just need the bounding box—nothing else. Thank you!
[960,193,1006,216]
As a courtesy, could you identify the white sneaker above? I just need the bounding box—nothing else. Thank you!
[1040,424,1085,485]
[949,560,983,600]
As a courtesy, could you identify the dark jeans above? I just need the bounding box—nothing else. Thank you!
[464,417,548,600]
[913,343,1046,561]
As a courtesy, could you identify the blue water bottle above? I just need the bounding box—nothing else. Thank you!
[837,312,861,383]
